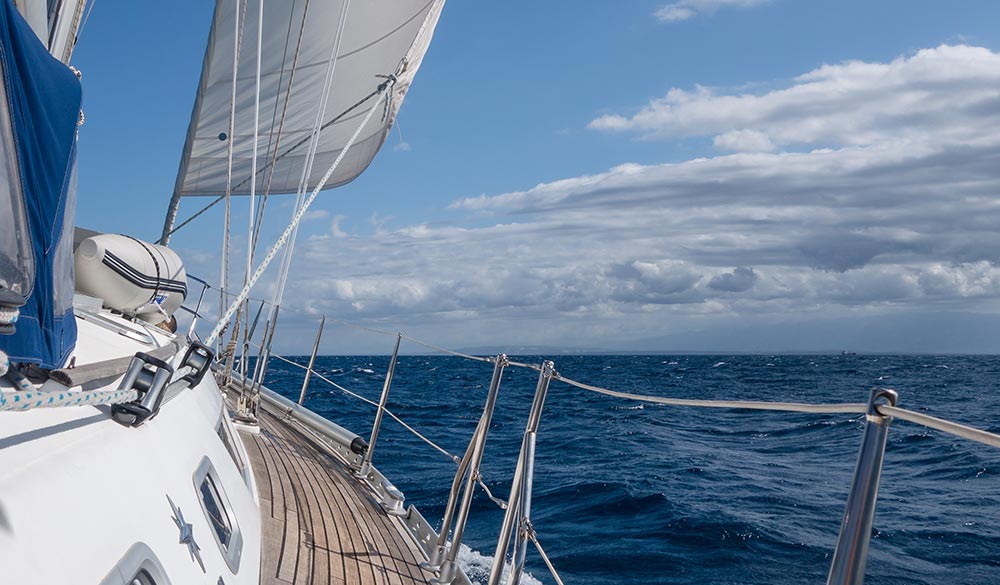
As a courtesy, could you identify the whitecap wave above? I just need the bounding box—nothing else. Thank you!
[457,543,543,585]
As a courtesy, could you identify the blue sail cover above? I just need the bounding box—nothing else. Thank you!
[0,0,82,368]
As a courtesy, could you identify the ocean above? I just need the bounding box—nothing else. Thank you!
[259,354,1000,584]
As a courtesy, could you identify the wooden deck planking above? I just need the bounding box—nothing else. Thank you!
[324,460,424,584]
[236,399,429,585]
[265,414,381,585]
[264,421,348,585]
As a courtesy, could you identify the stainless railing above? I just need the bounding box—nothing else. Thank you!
[181,283,1000,585]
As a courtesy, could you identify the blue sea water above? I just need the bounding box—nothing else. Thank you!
[260,354,1000,584]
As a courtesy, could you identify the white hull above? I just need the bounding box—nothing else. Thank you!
[0,306,261,584]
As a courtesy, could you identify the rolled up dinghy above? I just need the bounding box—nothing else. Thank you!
[74,234,187,325]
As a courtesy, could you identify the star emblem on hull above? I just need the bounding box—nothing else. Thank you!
[167,495,206,573]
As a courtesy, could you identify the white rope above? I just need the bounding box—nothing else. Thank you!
[557,374,868,414]
[877,404,1000,449]
[0,349,8,377]
[0,305,18,327]
[6,368,31,392]
[206,86,390,347]
[0,387,137,411]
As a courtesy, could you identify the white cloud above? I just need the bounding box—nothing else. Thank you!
[713,129,777,153]
[221,45,1000,352]
[302,209,329,222]
[330,214,348,238]
[589,45,1000,151]
[654,0,770,22]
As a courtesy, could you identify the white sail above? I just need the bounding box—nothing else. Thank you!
[172,0,444,200]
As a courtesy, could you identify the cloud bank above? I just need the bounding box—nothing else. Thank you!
[259,45,1000,351]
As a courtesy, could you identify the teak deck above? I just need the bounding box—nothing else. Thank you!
[235,399,429,585]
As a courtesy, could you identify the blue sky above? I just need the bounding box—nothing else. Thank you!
[70,1,1000,353]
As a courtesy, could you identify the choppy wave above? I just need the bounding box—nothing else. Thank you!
[458,544,543,585]
[262,354,1000,584]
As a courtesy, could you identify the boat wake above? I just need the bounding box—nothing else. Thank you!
[457,543,543,585]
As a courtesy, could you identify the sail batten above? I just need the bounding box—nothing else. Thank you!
[171,0,445,202]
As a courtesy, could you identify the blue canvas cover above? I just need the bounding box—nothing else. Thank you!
[0,0,82,368]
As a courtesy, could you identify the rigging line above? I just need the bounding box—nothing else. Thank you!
[382,407,461,463]
[249,343,381,409]
[245,0,312,391]
[190,277,522,365]
[231,0,413,196]
[155,84,383,245]
[237,0,266,402]
[260,0,302,192]
[529,533,566,585]
[251,0,351,408]
[309,371,379,408]
[248,304,279,391]
[246,0,264,274]
[156,194,225,244]
[77,0,98,39]
[398,334,493,363]
[264,349,309,371]
[272,0,352,311]
[249,0,309,259]
[557,374,869,415]
[191,278,276,308]
[206,86,391,347]
[221,0,248,367]
[877,404,1000,449]
[252,344,462,464]
[229,85,382,195]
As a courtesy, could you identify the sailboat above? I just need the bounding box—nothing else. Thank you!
[4,2,1000,585]
[0,1,472,584]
